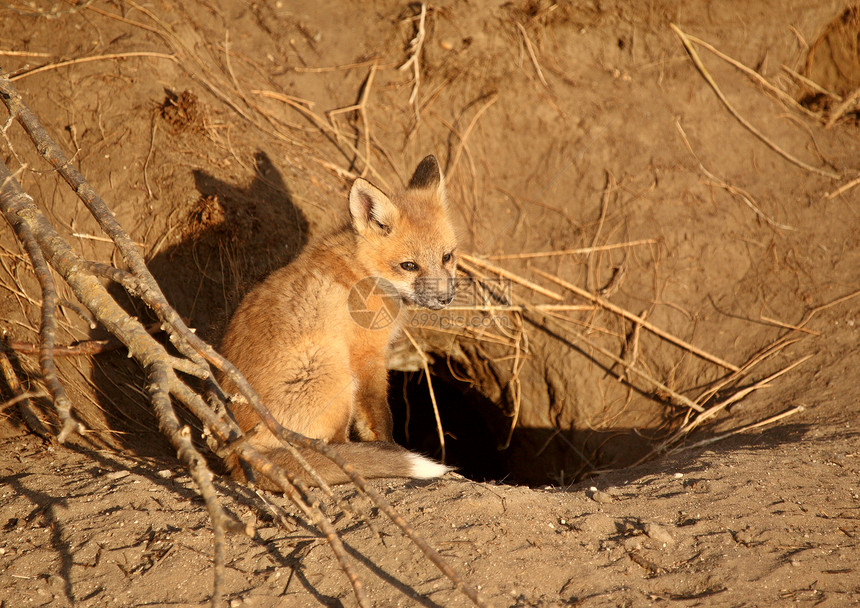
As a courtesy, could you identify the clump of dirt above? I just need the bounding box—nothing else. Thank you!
[181,194,259,244]
[183,194,227,236]
[160,89,206,134]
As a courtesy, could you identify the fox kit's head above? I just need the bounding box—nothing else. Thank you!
[349,155,457,310]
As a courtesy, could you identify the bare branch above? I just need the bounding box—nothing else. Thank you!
[0,164,82,442]
[0,71,484,608]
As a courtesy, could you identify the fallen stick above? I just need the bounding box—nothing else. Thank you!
[670,23,840,180]
[459,253,563,301]
[530,266,741,372]
[675,120,795,230]
[485,239,657,260]
[679,32,819,120]
[824,174,860,199]
[825,86,860,129]
[10,52,178,81]
[539,311,705,413]
[670,404,806,453]
[403,329,446,462]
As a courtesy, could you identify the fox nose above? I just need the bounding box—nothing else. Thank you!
[438,293,454,306]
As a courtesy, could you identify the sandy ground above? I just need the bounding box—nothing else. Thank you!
[1,1,859,606]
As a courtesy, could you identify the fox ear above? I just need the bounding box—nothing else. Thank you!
[408,155,442,190]
[349,178,399,235]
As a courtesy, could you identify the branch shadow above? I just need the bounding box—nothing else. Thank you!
[248,496,446,608]
[149,149,309,341]
[1,472,75,604]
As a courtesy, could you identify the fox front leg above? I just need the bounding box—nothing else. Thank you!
[351,357,394,442]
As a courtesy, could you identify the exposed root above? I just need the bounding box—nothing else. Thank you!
[0,74,485,608]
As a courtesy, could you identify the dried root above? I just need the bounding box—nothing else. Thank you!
[0,73,485,608]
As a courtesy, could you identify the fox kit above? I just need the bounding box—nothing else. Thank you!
[219,155,457,488]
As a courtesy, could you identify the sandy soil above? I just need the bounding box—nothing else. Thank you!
[1,1,859,606]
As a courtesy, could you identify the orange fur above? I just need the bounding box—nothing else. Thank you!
[218,156,457,488]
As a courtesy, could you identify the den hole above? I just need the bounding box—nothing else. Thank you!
[388,352,661,488]
[387,360,623,487]
[389,369,508,484]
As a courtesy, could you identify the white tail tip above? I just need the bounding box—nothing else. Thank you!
[407,452,452,479]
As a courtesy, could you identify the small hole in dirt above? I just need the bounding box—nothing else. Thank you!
[388,352,664,487]
[389,370,509,483]
[388,361,612,487]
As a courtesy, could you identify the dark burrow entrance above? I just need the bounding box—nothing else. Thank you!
[387,364,623,487]
[388,370,508,483]
[388,355,662,487]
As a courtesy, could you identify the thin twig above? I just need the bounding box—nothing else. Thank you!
[824,175,860,199]
[486,239,657,260]
[447,94,498,177]
[0,50,53,58]
[679,32,820,120]
[500,315,526,449]
[644,355,813,463]
[252,89,389,189]
[825,87,860,129]
[670,24,840,179]
[398,3,427,106]
[780,65,842,101]
[538,310,705,413]
[459,253,563,301]
[437,304,593,312]
[587,172,614,291]
[326,63,378,178]
[10,52,178,81]
[691,335,800,412]
[0,347,50,438]
[403,329,446,463]
[460,265,704,414]
[758,314,819,335]
[0,391,43,412]
[530,266,740,371]
[72,232,146,247]
[294,59,380,73]
[675,120,795,230]
[670,404,806,454]
[792,289,860,332]
[515,22,549,88]
[9,338,122,356]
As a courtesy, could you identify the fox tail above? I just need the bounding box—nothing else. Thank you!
[229,441,451,489]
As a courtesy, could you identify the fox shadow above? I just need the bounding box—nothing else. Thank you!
[92,150,309,458]
[152,150,309,340]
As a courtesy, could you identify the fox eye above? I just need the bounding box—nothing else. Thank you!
[374,219,388,231]
[442,252,453,264]
[400,261,418,272]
